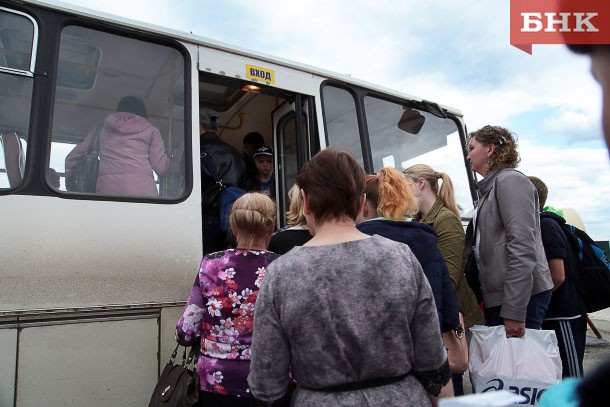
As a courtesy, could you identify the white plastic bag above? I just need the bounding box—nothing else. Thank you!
[469,325,562,406]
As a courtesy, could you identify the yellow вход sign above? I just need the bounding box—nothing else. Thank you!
[246,64,275,84]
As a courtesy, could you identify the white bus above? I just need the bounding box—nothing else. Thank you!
[0,0,478,405]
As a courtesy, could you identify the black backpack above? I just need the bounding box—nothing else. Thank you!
[560,223,610,313]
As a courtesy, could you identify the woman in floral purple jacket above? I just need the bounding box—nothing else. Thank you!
[176,192,278,406]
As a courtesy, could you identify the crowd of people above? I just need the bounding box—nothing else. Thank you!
[172,44,610,407]
[172,109,610,405]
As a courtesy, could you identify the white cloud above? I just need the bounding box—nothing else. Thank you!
[519,139,610,240]
[541,111,601,142]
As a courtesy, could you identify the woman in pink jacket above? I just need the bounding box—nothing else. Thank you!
[66,96,171,197]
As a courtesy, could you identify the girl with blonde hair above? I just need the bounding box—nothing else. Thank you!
[176,193,279,406]
[403,164,459,218]
[356,167,459,337]
[404,164,483,395]
[268,183,312,254]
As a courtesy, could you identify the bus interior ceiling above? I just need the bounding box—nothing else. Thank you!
[199,72,290,151]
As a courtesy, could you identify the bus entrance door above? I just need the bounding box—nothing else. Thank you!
[272,95,315,227]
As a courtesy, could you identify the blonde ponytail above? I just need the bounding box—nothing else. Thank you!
[403,164,460,218]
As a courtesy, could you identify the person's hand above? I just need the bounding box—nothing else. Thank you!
[504,318,525,338]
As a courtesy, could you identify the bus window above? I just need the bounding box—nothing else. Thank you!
[49,25,187,199]
[0,8,36,190]
[0,8,36,72]
[364,96,474,215]
[321,85,364,166]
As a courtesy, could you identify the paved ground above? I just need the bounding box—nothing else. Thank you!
[461,314,610,395]
[583,311,610,374]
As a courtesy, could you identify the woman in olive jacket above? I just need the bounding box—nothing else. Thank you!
[465,125,553,339]
[404,164,484,396]
[404,164,484,330]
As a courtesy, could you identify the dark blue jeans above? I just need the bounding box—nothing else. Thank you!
[202,211,226,256]
[484,290,552,329]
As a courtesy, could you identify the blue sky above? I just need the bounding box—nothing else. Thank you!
[57,0,610,240]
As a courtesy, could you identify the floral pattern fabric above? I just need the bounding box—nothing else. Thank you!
[176,249,279,397]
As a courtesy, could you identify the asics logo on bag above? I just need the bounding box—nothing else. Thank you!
[481,378,546,405]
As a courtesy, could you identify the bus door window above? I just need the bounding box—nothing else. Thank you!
[273,98,310,227]
[49,25,187,199]
[0,8,36,190]
[363,96,474,215]
[321,85,365,167]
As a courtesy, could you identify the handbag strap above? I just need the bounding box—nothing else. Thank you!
[471,176,498,247]
[169,343,199,372]
[200,151,226,189]
[86,124,102,156]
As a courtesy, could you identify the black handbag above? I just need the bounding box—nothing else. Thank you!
[464,218,483,304]
[464,251,483,304]
[148,344,200,407]
[66,124,102,193]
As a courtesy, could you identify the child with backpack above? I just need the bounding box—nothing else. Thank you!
[529,176,588,378]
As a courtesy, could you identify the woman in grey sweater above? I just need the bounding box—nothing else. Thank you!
[248,148,450,406]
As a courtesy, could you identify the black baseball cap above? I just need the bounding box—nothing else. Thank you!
[254,146,273,158]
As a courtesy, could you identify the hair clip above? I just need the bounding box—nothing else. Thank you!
[498,136,506,145]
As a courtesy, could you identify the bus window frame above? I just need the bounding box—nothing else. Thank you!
[320,80,373,172]
[0,6,38,193]
[0,3,194,203]
[0,6,38,76]
[320,79,478,206]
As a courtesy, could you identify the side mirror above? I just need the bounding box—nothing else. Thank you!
[398,108,425,134]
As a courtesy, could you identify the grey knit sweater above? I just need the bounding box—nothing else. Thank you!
[248,235,449,406]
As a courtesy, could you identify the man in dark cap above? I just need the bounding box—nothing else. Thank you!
[199,107,245,255]
[242,131,265,180]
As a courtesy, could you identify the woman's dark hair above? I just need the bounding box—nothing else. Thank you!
[116,96,148,118]
[296,148,365,223]
[468,125,520,169]
[567,44,610,55]
[243,132,265,148]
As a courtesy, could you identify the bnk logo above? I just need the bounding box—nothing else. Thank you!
[521,12,598,33]
[509,0,610,54]
[481,378,546,405]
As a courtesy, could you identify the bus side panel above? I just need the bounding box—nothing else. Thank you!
[17,318,158,406]
[159,306,186,373]
[0,327,17,407]
[0,195,201,311]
